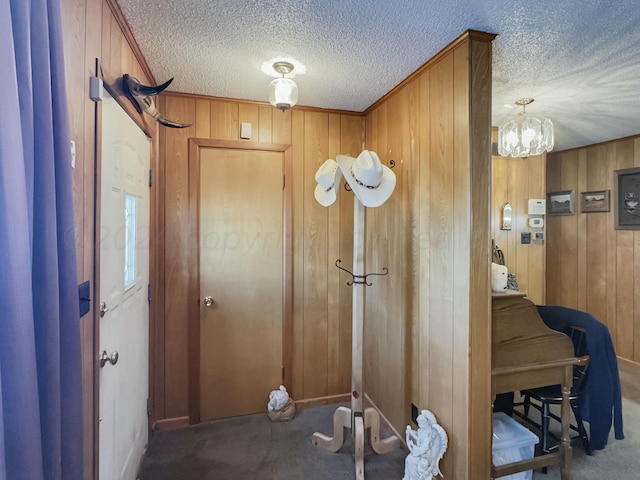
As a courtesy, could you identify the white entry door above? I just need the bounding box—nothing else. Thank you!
[99,90,151,480]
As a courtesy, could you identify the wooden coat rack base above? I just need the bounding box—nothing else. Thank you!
[312,406,400,478]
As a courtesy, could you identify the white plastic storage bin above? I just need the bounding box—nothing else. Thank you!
[492,412,539,480]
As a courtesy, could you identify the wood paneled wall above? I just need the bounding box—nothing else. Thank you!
[62,3,497,475]
[363,31,495,479]
[157,94,364,419]
[134,29,495,480]
[60,0,156,476]
[491,148,547,305]
[546,135,640,364]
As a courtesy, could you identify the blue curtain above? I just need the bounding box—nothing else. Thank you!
[0,0,83,478]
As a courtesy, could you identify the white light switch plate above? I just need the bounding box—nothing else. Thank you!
[240,122,252,139]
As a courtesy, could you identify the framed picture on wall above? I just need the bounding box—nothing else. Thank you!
[580,190,610,213]
[615,167,640,230]
[547,190,575,215]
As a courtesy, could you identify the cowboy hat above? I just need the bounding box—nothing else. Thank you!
[314,159,343,207]
[336,150,396,207]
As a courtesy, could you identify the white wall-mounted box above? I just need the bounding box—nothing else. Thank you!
[528,199,546,215]
[89,76,103,102]
[240,122,252,139]
[528,217,544,228]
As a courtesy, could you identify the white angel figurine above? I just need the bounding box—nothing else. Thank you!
[403,409,448,480]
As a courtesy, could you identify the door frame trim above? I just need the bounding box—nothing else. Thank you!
[187,138,293,424]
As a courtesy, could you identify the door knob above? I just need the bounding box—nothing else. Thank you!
[99,301,109,318]
[203,296,214,308]
[99,350,119,368]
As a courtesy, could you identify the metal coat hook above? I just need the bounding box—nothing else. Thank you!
[389,159,396,169]
[335,259,389,286]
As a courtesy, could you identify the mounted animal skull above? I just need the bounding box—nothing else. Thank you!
[122,74,191,128]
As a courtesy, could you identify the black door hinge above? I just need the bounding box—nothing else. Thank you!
[149,169,153,187]
[78,281,91,318]
[147,398,152,416]
[148,283,152,303]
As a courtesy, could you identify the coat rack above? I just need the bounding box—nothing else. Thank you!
[312,196,399,479]
[334,259,388,286]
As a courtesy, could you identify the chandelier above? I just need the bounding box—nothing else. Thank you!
[497,98,554,158]
[268,61,298,112]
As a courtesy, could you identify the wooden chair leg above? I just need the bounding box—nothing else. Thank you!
[571,402,592,456]
[523,394,531,417]
[541,402,551,474]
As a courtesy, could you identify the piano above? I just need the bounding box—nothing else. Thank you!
[491,291,578,480]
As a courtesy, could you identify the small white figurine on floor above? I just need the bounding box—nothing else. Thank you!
[403,409,448,480]
[268,385,289,412]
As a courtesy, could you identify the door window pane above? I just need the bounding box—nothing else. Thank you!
[124,194,137,287]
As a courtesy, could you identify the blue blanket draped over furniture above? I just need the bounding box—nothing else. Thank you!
[537,306,624,450]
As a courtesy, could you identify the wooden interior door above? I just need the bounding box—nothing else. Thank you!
[199,147,284,420]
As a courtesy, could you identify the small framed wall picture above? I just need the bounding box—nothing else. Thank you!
[547,190,575,215]
[615,167,640,230]
[580,190,610,213]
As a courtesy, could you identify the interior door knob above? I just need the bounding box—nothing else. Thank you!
[99,350,119,368]
[203,296,214,307]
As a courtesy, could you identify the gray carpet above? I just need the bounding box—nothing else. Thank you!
[529,395,640,480]
[136,404,406,480]
[138,363,639,479]
[527,361,640,479]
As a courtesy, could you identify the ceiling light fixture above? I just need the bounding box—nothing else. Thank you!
[268,62,298,112]
[498,98,554,158]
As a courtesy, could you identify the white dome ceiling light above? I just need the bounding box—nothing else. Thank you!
[268,61,299,112]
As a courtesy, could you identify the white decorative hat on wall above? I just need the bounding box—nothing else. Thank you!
[337,150,396,207]
[314,159,342,207]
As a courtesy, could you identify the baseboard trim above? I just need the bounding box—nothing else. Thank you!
[152,416,190,432]
[364,393,408,452]
[617,356,640,368]
[294,393,351,410]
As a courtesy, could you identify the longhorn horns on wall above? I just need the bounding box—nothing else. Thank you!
[122,74,191,128]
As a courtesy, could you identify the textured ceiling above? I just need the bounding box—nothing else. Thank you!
[116,0,640,152]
